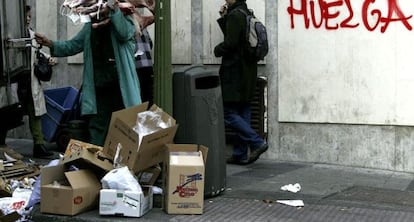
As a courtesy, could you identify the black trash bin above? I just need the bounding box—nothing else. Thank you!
[173,65,226,197]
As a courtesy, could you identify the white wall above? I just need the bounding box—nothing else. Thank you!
[278,0,414,125]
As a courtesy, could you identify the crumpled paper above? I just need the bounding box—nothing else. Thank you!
[277,200,304,207]
[280,183,301,193]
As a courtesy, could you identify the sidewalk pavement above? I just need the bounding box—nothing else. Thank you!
[6,138,414,221]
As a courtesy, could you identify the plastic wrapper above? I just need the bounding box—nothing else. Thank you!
[133,107,173,147]
[0,197,27,218]
[101,166,142,192]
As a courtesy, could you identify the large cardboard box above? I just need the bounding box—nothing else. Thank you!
[99,186,153,217]
[40,165,101,216]
[103,103,178,173]
[163,144,208,215]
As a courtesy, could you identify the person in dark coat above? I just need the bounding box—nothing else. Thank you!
[214,0,268,165]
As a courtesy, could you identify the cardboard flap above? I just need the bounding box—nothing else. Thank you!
[64,170,100,189]
[64,139,103,156]
[41,164,66,186]
[149,104,177,125]
[170,151,205,166]
[109,102,149,128]
[165,144,208,164]
[140,126,178,150]
[61,146,113,173]
[114,118,139,145]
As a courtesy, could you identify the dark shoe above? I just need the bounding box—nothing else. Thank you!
[248,143,269,164]
[33,144,54,158]
[226,156,250,165]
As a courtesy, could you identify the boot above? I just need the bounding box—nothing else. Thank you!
[33,144,54,158]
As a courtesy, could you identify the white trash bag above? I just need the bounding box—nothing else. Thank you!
[101,166,142,192]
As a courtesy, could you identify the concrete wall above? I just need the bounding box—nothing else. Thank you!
[274,124,414,172]
[265,0,414,173]
[10,0,414,173]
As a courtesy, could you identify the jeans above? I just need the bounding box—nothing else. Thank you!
[224,102,265,160]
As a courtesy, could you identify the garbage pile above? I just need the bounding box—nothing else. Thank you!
[0,159,44,221]
[0,103,209,220]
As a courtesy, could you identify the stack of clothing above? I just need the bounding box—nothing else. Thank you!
[60,0,155,34]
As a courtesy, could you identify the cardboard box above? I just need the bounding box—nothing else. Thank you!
[163,144,208,215]
[61,141,114,178]
[99,186,153,217]
[137,164,161,186]
[64,139,103,156]
[40,165,101,216]
[0,211,21,222]
[103,103,178,173]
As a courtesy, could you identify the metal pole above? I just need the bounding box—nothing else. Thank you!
[154,0,172,113]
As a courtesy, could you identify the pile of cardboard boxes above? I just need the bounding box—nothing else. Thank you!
[39,103,208,217]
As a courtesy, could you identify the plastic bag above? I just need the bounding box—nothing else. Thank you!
[101,166,142,192]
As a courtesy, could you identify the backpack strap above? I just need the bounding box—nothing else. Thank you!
[236,8,254,17]
[236,8,252,46]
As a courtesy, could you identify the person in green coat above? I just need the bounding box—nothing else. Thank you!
[214,0,268,165]
[35,0,142,146]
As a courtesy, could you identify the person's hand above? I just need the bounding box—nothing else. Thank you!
[219,4,228,17]
[48,57,57,66]
[34,33,52,48]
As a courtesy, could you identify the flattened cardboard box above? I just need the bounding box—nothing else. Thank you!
[40,165,101,216]
[61,140,114,177]
[99,186,153,217]
[64,139,103,156]
[103,102,178,173]
[163,144,208,215]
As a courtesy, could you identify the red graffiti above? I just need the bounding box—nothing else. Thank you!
[287,0,412,33]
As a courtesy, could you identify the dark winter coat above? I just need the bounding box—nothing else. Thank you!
[214,1,258,104]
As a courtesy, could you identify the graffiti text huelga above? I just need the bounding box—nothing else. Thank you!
[287,0,413,33]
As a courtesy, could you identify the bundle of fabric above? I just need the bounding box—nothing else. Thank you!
[60,0,155,35]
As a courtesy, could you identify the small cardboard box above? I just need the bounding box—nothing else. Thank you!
[103,103,178,173]
[163,144,208,215]
[61,141,114,178]
[40,165,101,216]
[64,139,103,156]
[137,164,161,186]
[99,186,153,217]
[0,211,21,222]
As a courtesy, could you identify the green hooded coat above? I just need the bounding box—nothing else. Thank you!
[51,9,141,115]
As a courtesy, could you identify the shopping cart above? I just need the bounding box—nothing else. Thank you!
[41,86,88,151]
